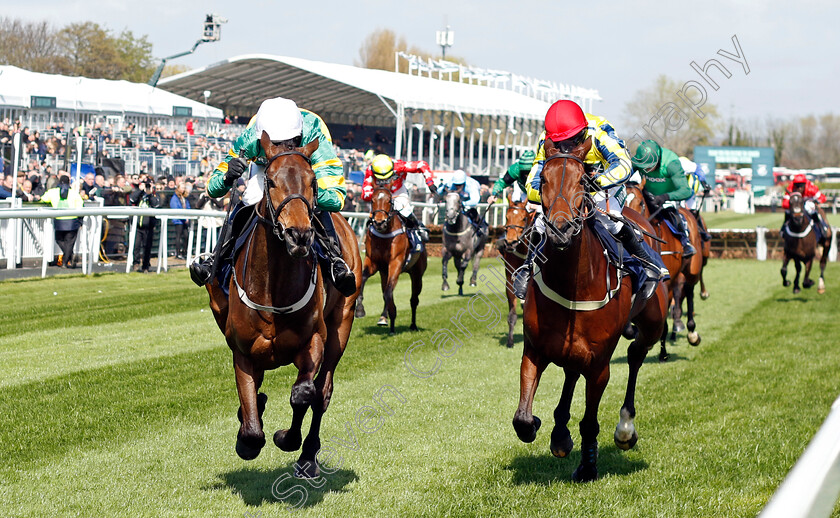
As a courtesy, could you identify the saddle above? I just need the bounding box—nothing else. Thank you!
[587,218,668,296]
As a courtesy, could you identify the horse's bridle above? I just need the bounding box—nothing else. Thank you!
[540,152,594,240]
[503,206,529,251]
[258,150,317,240]
[369,186,395,228]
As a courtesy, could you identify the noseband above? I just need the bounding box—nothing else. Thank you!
[540,152,593,240]
[503,206,529,250]
[369,188,395,227]
[259,150,316,240]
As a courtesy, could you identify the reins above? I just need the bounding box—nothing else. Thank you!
[257,150,317,240]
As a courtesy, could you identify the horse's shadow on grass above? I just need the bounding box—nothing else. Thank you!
[497,332,523,347]
[775,296,810,303]
[507,446,647,485]
[207,462,357,509]
[361,323,418,337]
[611,350,688,365]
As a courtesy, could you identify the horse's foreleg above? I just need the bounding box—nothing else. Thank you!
[615,331,651,452]
[355,258,375,318]
[469,246,485,287]
[383,265,401,335]
[441,249,451,292]
[819,242,829,294]
[781,254,791,287]
[573,367,610,483]
[505,277,518,348]
[274,333,324,454]
[409,256,426,332]
[700,269,709,300]
[513,337,547,443]
[803,256,815,289]
[550,368,579,458]
[659,319,670,362]
[670,275,685,337]
[793,259,802,294]
[686,284,701,346]
[456,253,468,296]
[233,348,267,460]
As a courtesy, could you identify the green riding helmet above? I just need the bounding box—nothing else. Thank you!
[518,150,536,172]
[632,140,662,173]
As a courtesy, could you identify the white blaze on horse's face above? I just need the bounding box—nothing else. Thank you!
[372,190,391,227]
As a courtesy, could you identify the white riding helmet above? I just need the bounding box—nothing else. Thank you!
[254,97,303,141]
[452,170,467,185]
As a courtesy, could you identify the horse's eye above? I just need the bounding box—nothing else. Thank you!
[266,178,274,188]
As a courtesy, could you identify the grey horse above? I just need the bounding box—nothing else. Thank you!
[441,192,488,296]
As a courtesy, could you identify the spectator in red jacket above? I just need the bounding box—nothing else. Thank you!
[782,173,830,243]
[361,154,438,242]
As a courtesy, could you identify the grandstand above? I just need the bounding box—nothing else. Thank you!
[158,54,602,178]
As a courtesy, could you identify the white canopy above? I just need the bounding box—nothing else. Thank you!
[0,65,222,118]
[157,54,555,122]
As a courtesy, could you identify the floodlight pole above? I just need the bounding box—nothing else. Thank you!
[436,25,454,60]
[148,14,227,87]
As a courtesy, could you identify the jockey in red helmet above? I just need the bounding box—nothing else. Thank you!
[512,100,665,300]
[783,173,830,242]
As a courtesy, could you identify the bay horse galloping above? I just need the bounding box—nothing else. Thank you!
[781,192,827,294]
[206,132,361,478]
[441,192,488,295]
[497,195,534,348]
[355,183,427,334]
[512,137,668,482]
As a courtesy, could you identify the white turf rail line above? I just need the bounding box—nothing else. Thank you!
[760,394,840,518]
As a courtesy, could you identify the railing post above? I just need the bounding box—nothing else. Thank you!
[186,217,195,266]
[42,218,53,278]
[756,226,767,261]
[126,215,138,273]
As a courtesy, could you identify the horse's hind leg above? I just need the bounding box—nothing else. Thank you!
[659,319,670,362]
[686,283,701,346]
[700,270,709,300]
[441,248,451,292]
[274,334,324,454]
[550,369,579,458]
[381,265,401,335]
[456,254,468,296]
[819,243,829,294]
[573,367,610,483]
[505,277,518,348]
[671,276,685,337]
[793,259,802,294]
[513,337,547,443]
[232,348,267,460]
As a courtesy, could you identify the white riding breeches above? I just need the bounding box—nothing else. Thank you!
[682,194,697,211]
[392,185,413,219]
[592,186,624,234]
[242,163,266,207]
[511,183,527,203]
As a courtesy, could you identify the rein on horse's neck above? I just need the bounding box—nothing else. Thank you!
[245,212,315,303]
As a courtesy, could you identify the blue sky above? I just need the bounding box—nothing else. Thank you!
[4,0,837,128]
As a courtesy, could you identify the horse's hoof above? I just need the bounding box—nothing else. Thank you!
[506,339,514,349]
[793,287,801,294]
[700,291,710,300]
[688,331,701,346]
[442,282,449,291]
[659,351,670,363]
[614,430,638,451]
[550,428,573,458]
[513,414,541,443]
[458,287,464,296]
[410,324,418,331]
[235,432,265,460]
[355,307,366,318]
[783,280,791,287]
[294,458,321,479]
[571,464,598,483]
[377,316,388,326]
[803,279,815,289]
[673,320,686,333]
[818,278,826,294]
[273,428,302,452]
[669,331,677,342]
[389,330,396,336]
[469,281,477,287]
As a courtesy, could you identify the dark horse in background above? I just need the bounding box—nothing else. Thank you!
[441,192,488,295]
[205,132,361,478]
[781,191,828,294]
[496,194,534,348]
[355,183,427,334]
[512,137,668,482]
[625,184,704,360]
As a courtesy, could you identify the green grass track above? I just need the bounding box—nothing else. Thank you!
[1,258,839,517]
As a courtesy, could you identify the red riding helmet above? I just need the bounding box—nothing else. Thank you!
[792,173,807,184]
[545,100,588,142]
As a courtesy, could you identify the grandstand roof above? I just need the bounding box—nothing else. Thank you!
[0,66,223,118]
[157,54,552,122]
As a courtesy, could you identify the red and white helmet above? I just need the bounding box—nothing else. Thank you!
[793,173,808,184]
[545,100,588,142]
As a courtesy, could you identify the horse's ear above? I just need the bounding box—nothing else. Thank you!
[299,139,319,159]
[506,190,512,205]
[543,137,557,157]
[259,130,273,155]
[575,136,592,159]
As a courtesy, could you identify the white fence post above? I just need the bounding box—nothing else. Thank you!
[126,215,138,273]
[830,228,838,263]
[756,226,767,261]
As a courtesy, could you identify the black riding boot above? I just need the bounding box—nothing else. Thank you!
[405,212,429,243]
[512,223,545,300]
[665,208,696,257]
[315,210,357,297]
[811,212,831,243]
[616,224,665,300]
[691,209,712,242]
[190,221,233,286]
